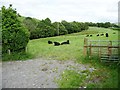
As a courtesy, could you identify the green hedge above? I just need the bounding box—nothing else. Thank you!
[2,5,30,53]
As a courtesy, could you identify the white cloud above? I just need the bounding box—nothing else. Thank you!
[1,0,119,23]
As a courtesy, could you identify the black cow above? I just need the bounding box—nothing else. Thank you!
[97,34,99,36]
[54,42,60,46]
[86,35,89,37]
[90,35,92,37]
[61,40,70,45]
[100,34,104,36]
[106,33,109,37]
[48,40,53,44]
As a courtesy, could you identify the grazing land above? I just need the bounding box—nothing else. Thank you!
[27,27,119,60]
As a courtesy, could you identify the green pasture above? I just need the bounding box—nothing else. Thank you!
[27,27,119,61]
[3,27,119,61]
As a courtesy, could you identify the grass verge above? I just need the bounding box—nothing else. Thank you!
[75,55,119,88]
[55,57,119,88]
[2,52,33,61]
[55,70,86,88]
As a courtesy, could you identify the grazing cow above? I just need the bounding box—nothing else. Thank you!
[90,35,92,37]
[97,34,99,36]
[54,42,60,46]
[86,35,89,37]
[100,34,104,36]
[61,40,70,45]
[48,40,53,44]
[106,33,109,37]
[67,40,70,44]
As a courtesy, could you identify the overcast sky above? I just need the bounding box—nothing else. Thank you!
[1,0,119,23]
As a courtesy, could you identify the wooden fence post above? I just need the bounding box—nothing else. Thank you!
[84,38,88,56]
[98,40,101,60]
[89,43,92,57]
[108,41,112,56]
[99,48,101,60]
[8,49,11,55]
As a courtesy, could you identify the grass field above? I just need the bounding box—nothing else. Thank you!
[26,27,119,61]
[2,27,119,88]
[3,27,119,61]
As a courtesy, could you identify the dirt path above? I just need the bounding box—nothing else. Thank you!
[2,59,95,88]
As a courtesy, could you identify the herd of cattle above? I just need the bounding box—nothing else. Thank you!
[48,40,70,46]
[86,32,116,37]
[48,32,116,46]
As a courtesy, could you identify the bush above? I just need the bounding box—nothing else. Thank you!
[2,5,30,53]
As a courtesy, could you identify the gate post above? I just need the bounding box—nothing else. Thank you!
[84,38,88,56]
[8,49,11,55]
[108,41,112,56]
[89,43,92,57]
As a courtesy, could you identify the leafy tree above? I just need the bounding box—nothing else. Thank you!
[2,5,30,53]
[44,18,51,26]
[72,21,84,32]
[97,22,102,27]
[31,18,56,39]
[59,22,68,35]
[86,22,97,27]
[23,17,38,39]
[23,17,38,32]
[61,20,73,34]
[70,21,79,33]
[96,22,112,28]
[104,22,111,28]
[79,22,89,30]
[61,20,88,34]
[52,22,60,36]
[53,22,68,35]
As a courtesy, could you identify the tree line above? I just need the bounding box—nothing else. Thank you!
[85,22,119,28]
[22,17,89,39]
[22,17,119,40]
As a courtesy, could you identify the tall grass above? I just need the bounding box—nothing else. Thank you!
[2,51,33,61]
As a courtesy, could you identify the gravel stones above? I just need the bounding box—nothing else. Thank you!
[2,59,94,88]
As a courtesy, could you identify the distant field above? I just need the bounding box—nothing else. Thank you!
[27,27,119,60]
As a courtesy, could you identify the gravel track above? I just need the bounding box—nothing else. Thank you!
[2,59,95,88]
